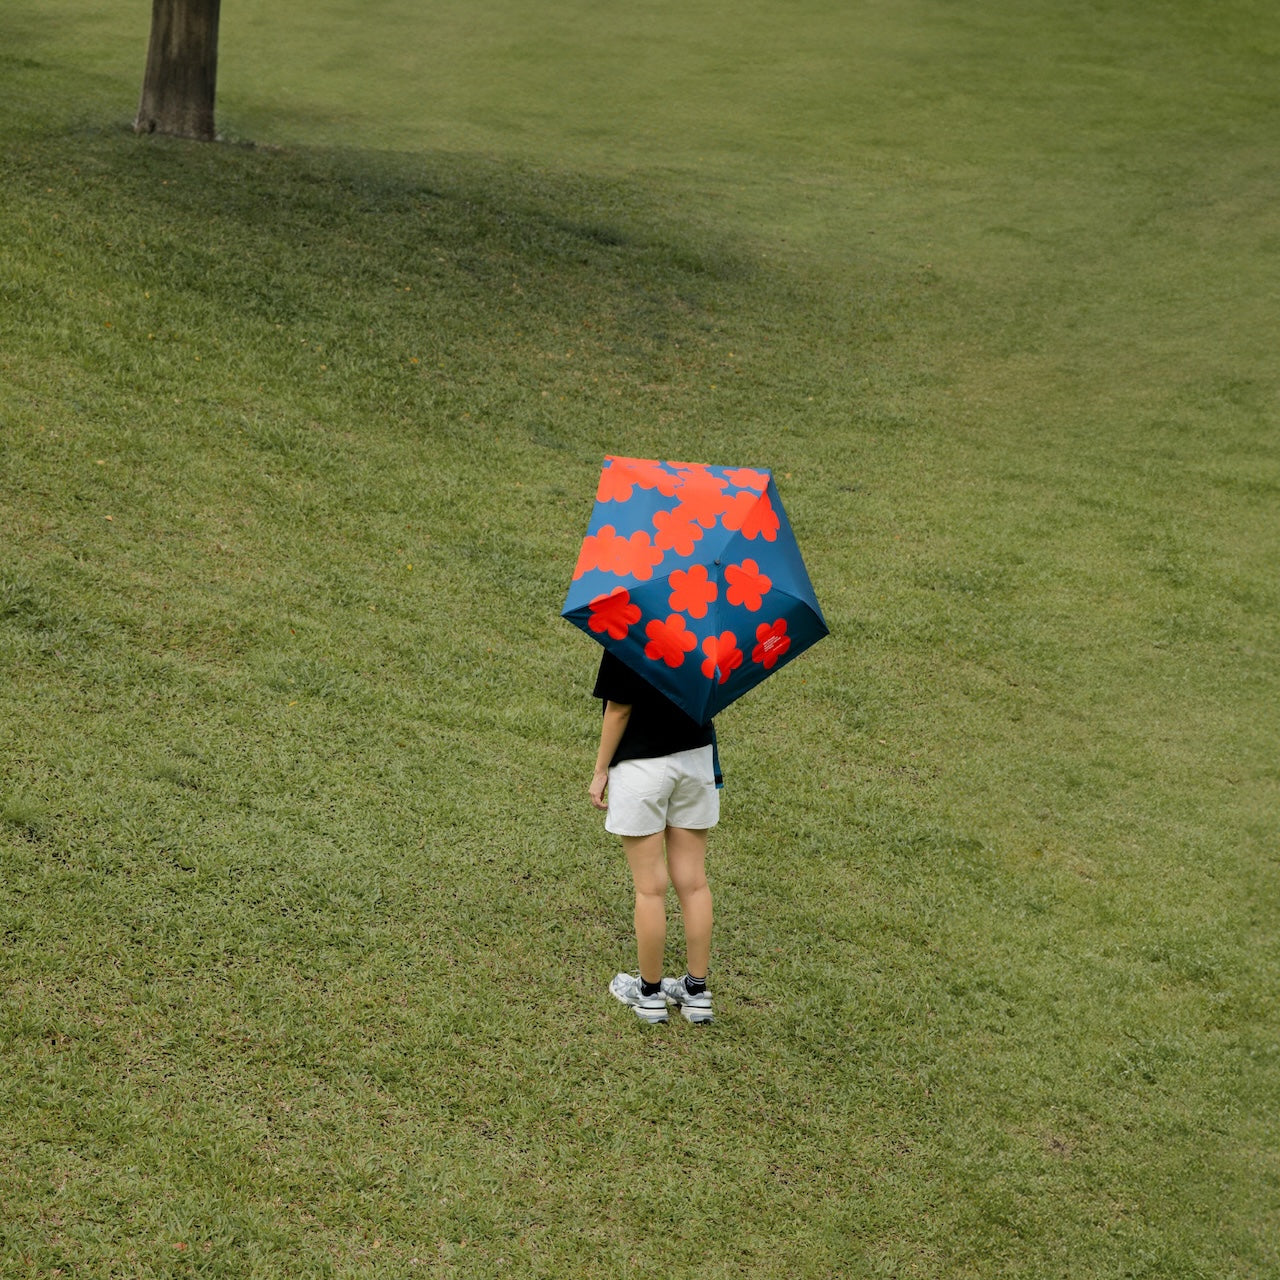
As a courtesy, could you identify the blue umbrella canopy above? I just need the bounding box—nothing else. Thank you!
[562,456,828,723]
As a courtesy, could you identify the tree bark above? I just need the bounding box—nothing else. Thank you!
[135,0,222,140]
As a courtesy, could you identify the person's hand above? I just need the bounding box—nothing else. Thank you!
[589,768,609,811]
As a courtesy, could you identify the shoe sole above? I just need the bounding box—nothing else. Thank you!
[610,979,669,1023]
[663,986,713,1025]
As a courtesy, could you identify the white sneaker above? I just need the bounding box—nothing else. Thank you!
[609,973,669,1023]
[661,974,713,1024]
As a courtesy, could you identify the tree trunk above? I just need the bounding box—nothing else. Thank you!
[134,0,222,140]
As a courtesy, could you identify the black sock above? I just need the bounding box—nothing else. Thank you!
[685,974,707,996]
[640,978,662,998]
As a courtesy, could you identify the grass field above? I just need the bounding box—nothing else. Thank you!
[2,2,1278,1276]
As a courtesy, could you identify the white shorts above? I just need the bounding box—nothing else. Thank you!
[605,745,720,838]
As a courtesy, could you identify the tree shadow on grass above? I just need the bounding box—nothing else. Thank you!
[22,123,762,451]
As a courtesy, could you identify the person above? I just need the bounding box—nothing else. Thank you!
[590,648,718,1025]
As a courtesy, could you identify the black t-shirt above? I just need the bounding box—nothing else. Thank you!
[593,649,715,765]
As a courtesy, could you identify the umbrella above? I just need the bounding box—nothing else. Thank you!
[562,455,828,723]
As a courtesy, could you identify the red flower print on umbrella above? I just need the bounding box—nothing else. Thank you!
[612,531,664,581]
[701,631,744,685]
[724,559,772,611]
[673,467,731,528]
[752,618,792,669]
[722,489,780,541]
[597,456,681,502]
[573,524,623,579]
[589,588,641,640]
[652,508,703,556]
[644,614,697,667]
[668,565,717,618]
[724,468,769,492]
[564,456,828,723]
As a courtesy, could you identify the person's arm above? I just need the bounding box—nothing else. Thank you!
[589,701,631,810]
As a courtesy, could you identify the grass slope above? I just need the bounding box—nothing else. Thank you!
[2,2,1278,1276]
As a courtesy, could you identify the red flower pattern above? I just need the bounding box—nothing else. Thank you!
[701,631,744,684]
[673,467,731,528]
[598,456,680,502]
[613,531,664,580]
[667,564,717,618]
[573,524,624,579]
[722,490,780,541]
[752,618,791,669]
[644,614,697,667]
[652,507,703,556]
[725,468,769,492]
[724,559,772,611]
[588,589,641,640]
[596,462,635,504]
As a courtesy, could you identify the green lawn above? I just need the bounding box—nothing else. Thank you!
[2,2,1278,1276]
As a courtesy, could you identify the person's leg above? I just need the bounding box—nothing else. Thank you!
[623,832,668,984]
[665,825,712,980]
